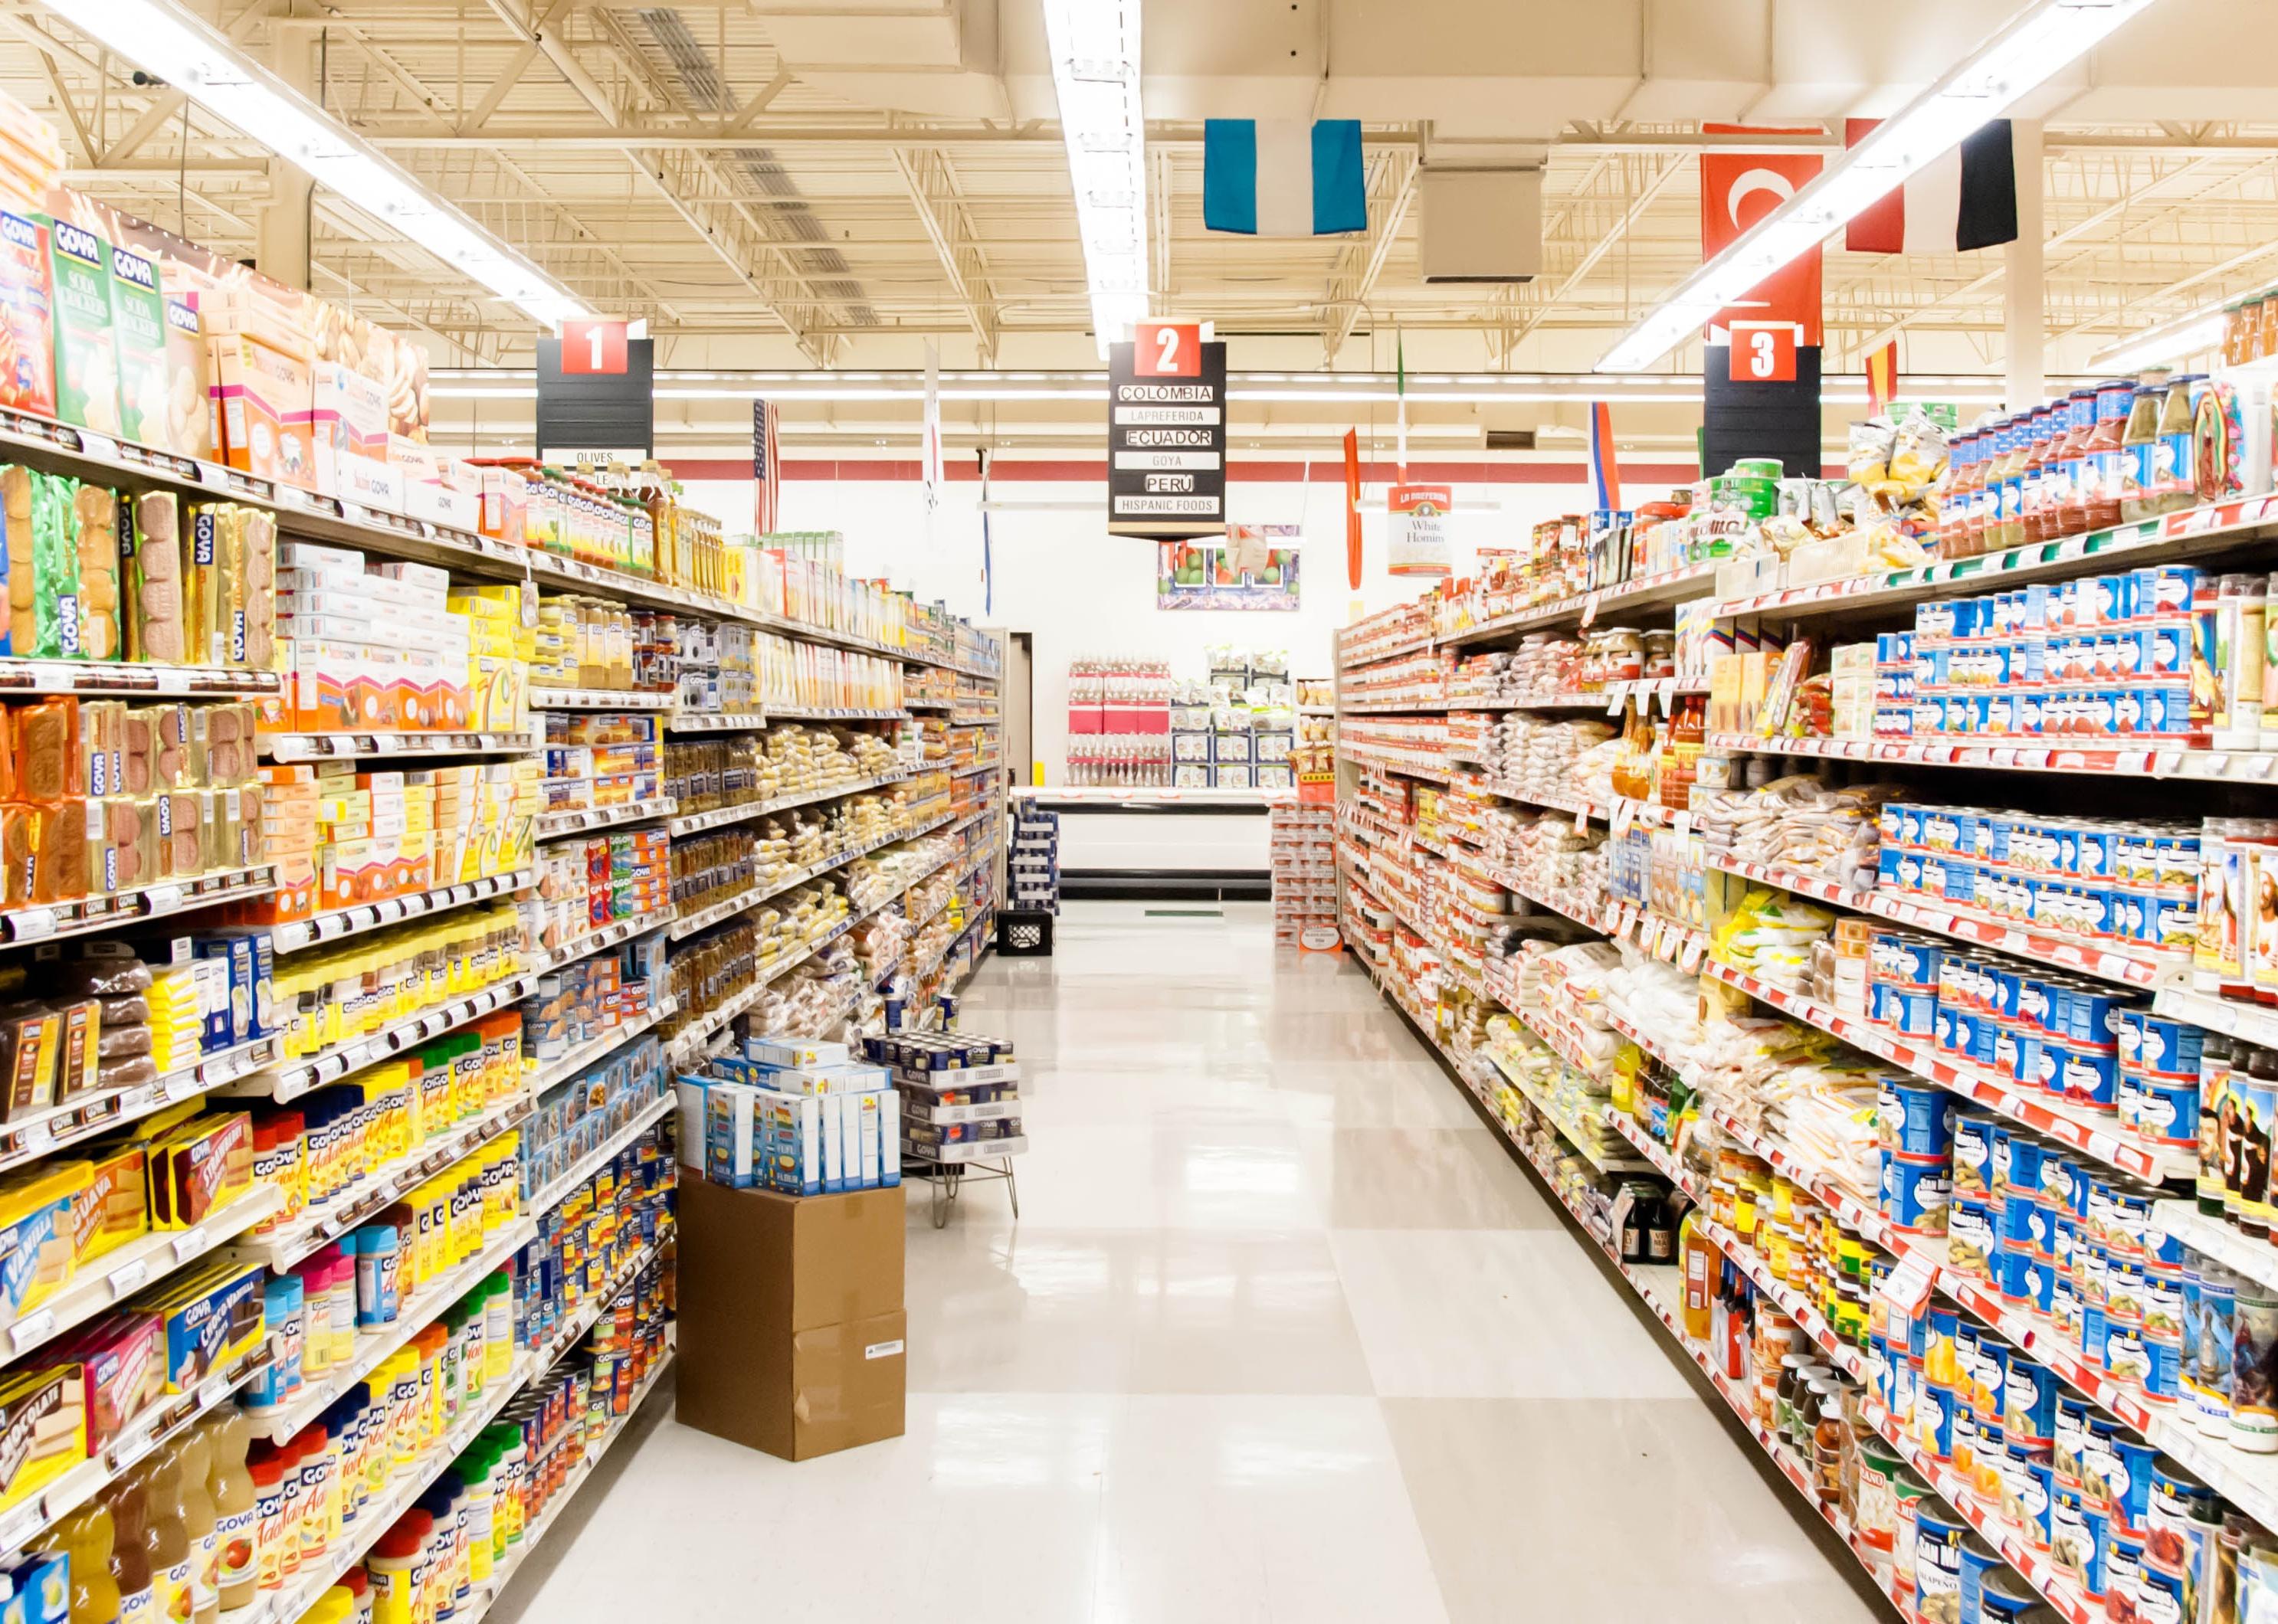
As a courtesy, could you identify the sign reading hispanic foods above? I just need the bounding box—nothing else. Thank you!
[1106,333,1227,540]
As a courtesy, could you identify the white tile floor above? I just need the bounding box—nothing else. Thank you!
[493,903,1887,1623]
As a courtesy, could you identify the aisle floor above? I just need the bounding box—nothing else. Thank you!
[498,904,1884,1623]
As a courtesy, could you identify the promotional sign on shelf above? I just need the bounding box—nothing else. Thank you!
[1387,484,1452,577]
[1106,333,1227,540]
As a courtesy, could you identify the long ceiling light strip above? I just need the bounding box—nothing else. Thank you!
[2088,303,2230,372]
[45,0,592,328]
[1595,0,2160,373]
[1038,0,1148,355]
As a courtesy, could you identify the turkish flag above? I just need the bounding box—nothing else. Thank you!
[1699,126,1824,346]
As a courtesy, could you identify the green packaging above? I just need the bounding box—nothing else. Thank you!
[44,216,120,437]
[106,244,168,448]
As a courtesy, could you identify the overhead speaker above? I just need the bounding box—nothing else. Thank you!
[1418,168,1542,284]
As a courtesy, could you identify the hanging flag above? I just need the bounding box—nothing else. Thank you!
[922,342,943,512]
[1699,127,1825,345]
[1343,429,1362,591]
[1202,120,1368,237]
[978,449,993,617]
[1844,118,2019,254]
[751,398,781,535]
[1865,339,1900,416]
[1588,402,1623,512]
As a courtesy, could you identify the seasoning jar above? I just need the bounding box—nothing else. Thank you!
[1598,628,1645,684]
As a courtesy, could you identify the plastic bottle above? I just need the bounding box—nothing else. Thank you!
[289,1422,331,1566]
[353,1226,401,1328]
[341,1567,375,1624]
[325,1250,359,1367]
[365,1518,426,1624]
[455,1446,494,1587]
[482,1279,513,1383]
[107,1477,155,1624]
[257,1275,306,1408]
[245,1445,289,1596]
[2053,387,2097,535]
[173,1426,220,1624]
[143,1454,192,1624]
[1680,1211,1715,1341]
[50,1501,124,1624]
[272,1436,308,1583]
[202,1411,258,1615]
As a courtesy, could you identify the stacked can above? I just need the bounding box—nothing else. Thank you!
[2114,1007,2205,1151]
[1876,1068,1954,1239]
[1874,801,2199,960]
[1873,631,1916,739]
[1906,564,2204,740]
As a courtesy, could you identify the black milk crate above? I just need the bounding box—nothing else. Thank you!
[996,909,1056,956]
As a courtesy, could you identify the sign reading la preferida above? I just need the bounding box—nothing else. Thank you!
[1387,483,1451,577]
[1107,323,1227,540]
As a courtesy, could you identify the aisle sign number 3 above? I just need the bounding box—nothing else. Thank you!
[561,319,630,375]
[1729,321,1798,383]
[1132,321,1204,378]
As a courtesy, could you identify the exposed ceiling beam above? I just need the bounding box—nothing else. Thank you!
[890,146,998,364]
[1323,151,1418,364]
[1506,153,1686,350]
[719,67,791,136]
[85,0,277,162]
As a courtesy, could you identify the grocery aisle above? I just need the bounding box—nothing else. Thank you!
[497,904,1880,1623]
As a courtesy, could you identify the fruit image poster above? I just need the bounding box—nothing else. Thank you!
[1157,525,1300,611]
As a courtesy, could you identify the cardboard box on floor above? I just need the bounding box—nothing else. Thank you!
[676,1173,907,1462]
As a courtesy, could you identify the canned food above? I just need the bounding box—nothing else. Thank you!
[2003,1356,2059,1443]
[1883,1152,1953,1236]
[1881,1078,1954,1156]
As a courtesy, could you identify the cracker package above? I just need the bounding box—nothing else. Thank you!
[69,482,120,660]
[156,791,198,879]
[225,508,275,670]
[44,215,119,437]
[129,492,182,666]
[53,1309,159,1447]
[95,798,154,896]
[27,802,84,905]
[107,244,169,450]
[0,1161,85,1318]
[0,211,56,419]
[68,1147,146,1268]
[0,810,26,909]
[11,699,74,805]
[24,472,73,659]
[0,1364,87,1512]
[184,503,226,666]
[77,700,120,801]
[0,464,25,656]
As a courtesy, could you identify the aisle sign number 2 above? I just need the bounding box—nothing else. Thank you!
[1132,321,1204,378]
[561,319,630,375]
[1730,321,1797,383]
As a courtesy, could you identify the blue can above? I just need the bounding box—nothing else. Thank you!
[2132,1073,2200,1150]
[1949,1195,1998,1281]
[1991,1023,2043,1085]
[1881,1077,1953,1156]
[2109,1437,2160,1532]
[2001,1249,2057,1313]
[1978,1567,2042,1623]
[2006,1436,2057,1550]
[2054,1154,2092,1218]
[2142,1337,2184,1407]
[1958,1534,2004,1624]
[1876,983,1939,1036]
[2105,1526,2145,1616]
[1883,1151,1952,1236]
[2139,1563,2191,1624]
[2054,1396,2093,1488]
[1972,1337,2009,1420]
[2000,1190,2049,1254]
[2004,1356,2059,1443]
[1914,1498,1968,1615]
[1921,1382,1958,1459]
[2062,1045,2122,1108]
[2147,1461,2217,1557]
[1952,1115,1995,1198]
[2053,1485,2104,1595]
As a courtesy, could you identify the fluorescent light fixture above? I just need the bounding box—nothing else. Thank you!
[1596,0,2160,373]
[47,0,592,328]
[1039,0,1148,354]
[2089,303,2229,373]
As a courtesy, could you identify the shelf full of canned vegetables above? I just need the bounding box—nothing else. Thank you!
[0,90,1011,1622]
[1332,357,2278,1624]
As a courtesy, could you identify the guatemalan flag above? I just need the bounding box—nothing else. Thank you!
[1202,120,1368,237]
[1844,118,2020,254]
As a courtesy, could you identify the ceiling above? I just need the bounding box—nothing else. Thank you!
[10,0,2278,456]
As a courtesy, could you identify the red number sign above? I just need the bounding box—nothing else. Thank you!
[1729,322,1798,383]
[561,319,629,375]
[1132,322,1203,378]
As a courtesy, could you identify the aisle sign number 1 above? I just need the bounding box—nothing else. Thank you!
[1730,321,1797,383]
[1132,321,1203,378]
[561,319,630,375]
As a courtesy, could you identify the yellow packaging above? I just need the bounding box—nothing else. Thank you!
[68,1146,148,1267]
[0,1364,87,1511]
[0,1161,90,1319]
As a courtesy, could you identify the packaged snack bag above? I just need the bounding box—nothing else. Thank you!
[129,491,184,665]
[70,482,120,660]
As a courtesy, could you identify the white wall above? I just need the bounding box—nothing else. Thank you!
[678,474,1601,783]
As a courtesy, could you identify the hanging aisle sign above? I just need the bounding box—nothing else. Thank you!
[1387,483,1451,577]
[1106,325,1227,539]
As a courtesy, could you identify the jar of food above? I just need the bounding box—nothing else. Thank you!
[1598,627,1644,683]
[2152,373,2201,515]
[2121,381,2165,522]
[1642,630,1677,679]
[2079,378,2134,532]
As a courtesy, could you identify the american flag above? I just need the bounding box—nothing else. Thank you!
[752,398,781,535]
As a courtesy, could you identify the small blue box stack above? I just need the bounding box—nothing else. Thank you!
[1011,805,1060,915]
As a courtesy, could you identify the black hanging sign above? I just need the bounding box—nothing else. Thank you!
[1106,332,1226,539]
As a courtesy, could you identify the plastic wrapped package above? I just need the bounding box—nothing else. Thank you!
[70,482,120,661]
[0,465,25,655]
[129,490,184,664]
